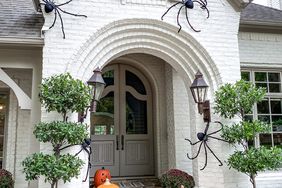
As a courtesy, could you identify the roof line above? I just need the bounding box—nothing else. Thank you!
[0,37,44,47]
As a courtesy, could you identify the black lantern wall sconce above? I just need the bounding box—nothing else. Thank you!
[186,70,229,170]
[190,70,210,122]
[74,67,105,182]
[79,67,106,123]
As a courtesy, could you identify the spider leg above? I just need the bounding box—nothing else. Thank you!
[207,121,223,136]
[49,9,57,29]
[207,135,230,143]
[59,144,79,151]
[193,1,209,18]
[74,148,83,157]
[185,7,200,32]
[200,142,208,170]
[187,141,203,160]
[57,7,87,18]
[42,0,49,4]
[56,9,66,39]
[205,142,223,166]
[161,2,182,20]
[57,0,73,6]
[177,5,185,33]
[185,138,201,146]
[82,151,92,182]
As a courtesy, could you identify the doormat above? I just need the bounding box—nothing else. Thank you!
[118,182,144,188]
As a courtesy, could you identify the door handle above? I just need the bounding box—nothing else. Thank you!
[116,135,119,150]
[121,135,124,150]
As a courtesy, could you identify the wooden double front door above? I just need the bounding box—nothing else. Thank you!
[90,64,154,177]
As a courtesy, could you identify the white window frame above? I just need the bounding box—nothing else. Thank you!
[241,69,282,148]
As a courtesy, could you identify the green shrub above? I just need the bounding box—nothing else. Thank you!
[160,169,195,188]
[22,153,84,184]
[0,169,14,188]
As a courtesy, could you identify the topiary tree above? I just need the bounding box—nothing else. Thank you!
[214,80,282,188]
[22,73,92,188]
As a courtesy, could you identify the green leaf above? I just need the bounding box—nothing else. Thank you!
[39,73,92,116]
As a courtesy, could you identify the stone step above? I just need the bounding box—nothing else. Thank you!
[91,178,161,188]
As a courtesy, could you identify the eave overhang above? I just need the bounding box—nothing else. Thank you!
[239,21,282,34]
[228,0,253,12]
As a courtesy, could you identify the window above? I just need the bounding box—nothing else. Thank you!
[241,70,282,149]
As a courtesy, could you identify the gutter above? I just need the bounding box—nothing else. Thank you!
[0,37,44,47]
[239,20,282,33]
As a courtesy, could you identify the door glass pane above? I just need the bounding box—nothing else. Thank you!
[91,92,115,135]
[103,70,114,87]
[126,92,147,134]
[126,71,146,95]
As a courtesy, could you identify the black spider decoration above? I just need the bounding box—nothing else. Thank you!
[161,0,209,32]
[40,0,87,39]
[60,138,92,182]
[185,121,229,170]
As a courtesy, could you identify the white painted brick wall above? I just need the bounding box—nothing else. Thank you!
[239,32,282,67]
[41,0,243,187]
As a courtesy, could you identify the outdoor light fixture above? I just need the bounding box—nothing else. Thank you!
[190,70,210,122]
[186,71,229,170]
[87,67,106,112]
[79,67,105,123]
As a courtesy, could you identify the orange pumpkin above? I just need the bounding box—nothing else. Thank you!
[94,167,111,187]
[97,178,119,188]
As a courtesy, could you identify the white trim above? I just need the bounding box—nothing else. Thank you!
[0,37,43,47]
[0,68,32,109]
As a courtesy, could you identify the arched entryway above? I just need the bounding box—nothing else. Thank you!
[91,63,154,177]
[66,18,223,183]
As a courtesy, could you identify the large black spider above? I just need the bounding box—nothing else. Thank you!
[161,0,209,32]
[185,121,229,170]
[60,138,92,182]
[40,0,87,39]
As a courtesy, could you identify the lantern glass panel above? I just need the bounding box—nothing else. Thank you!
[93,83,105,101]
[192,87,207,103]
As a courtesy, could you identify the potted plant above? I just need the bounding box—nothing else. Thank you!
[160,169,195,188]
[22,73,92,188]
[0,169,14,188]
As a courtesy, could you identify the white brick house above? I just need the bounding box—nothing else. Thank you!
[0,0,281,188]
